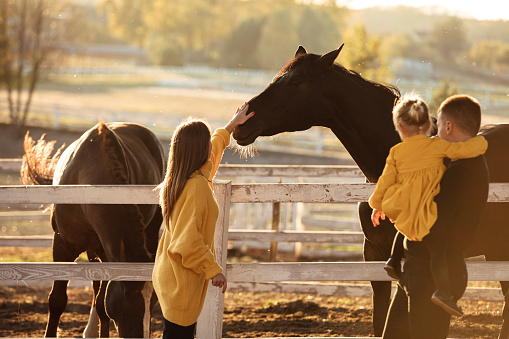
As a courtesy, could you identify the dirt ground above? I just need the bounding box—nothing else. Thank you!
[0,285,504,338]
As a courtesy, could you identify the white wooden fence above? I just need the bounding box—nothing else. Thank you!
[0,161,366,257]
[2,182,509,339]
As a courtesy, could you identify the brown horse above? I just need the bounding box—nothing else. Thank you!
[21,121,166,338]
[233,45,509,338]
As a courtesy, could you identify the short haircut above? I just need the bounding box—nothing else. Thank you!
[438,95,481,136]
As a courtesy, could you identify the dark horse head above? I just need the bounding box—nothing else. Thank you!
[22,122,165,338]
[233,44,401,183]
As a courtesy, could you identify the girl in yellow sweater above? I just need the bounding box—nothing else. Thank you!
[153,103,254,338]
[369,94,487,316]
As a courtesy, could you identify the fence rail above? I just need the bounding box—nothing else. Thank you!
[0,230,365,248]
[2,182,509,204]
[3,261,509,283]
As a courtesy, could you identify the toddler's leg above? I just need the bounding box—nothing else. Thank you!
[384,232,404,280]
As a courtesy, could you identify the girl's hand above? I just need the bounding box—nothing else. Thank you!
[224,102,255,133]
[211,273,227,293]
[371,209,386,227]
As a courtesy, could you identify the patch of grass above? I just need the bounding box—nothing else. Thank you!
[42,73,163,89]
[0,247,53,262]
[0,172,20,185]
[0,218,52,236]
[0,247,90,263]
[467,281,500,288]
[264,299,275,307]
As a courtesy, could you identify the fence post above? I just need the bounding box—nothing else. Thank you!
[270,178,282,261]
[196,180,231,339]
[316,128,323,156]
[294,178,305,259]
[270,202,280,261]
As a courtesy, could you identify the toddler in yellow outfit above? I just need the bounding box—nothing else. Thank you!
[369,94,487,316]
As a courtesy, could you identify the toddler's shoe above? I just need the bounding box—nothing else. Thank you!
[384,257,401,280]
[431,290,464,317]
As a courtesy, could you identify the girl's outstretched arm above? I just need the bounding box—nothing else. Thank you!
[225,102,255,134]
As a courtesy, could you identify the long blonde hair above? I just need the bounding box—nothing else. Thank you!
[158,118,211,227]
[393,94,431,134]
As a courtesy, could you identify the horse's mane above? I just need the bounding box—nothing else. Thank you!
[276,53,320,78]
[277,53,401,100]
[332,62,401,100]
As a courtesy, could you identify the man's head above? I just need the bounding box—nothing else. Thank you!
[437,95,482,142]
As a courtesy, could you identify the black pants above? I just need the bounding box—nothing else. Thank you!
[162,317,196,339]
[382,273,451,338]
[382,244,467,338]
[390,224,458,296]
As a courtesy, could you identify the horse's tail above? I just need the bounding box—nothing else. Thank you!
[20,132,65,185]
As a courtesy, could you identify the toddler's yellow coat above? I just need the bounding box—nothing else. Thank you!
[152,128,230,326]
[369,134,487,241]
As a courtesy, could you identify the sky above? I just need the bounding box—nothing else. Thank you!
[347,0,509,21]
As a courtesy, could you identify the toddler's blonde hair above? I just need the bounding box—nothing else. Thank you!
[393,93,431,133]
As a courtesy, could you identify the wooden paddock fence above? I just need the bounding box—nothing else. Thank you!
[2,182,509,339]
[0,161,365,260]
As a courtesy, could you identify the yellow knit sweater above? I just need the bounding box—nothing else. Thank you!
[152,128,230,326]
[369,134,487,241]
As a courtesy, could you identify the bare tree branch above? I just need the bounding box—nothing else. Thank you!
[1,0,58,127]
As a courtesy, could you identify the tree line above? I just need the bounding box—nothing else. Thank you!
[2,0,509,126]
[94,1,509,72]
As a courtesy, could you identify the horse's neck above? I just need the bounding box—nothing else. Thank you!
[325,90,400,183]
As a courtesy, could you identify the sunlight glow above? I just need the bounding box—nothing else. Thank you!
[346,0,509,21]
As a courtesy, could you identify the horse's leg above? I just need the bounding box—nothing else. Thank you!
[83,279,101,338]
[483,249,509,339]
[370,276,392,334]
[367,253,393,336]
[83,250,111,338]
[145,205,163,257]
[45,280,69,337]
[358,202,396,336]
[83,249,110,338]
[45,233,80,337]
[96,280,110,338]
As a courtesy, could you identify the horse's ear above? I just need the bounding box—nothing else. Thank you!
[295,45,307,57]
[317,43,344,68]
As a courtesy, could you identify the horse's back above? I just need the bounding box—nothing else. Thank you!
[466,123,509,258]
[55,122,165,185]
[480,123,509,182]
[105,122,166,184]
[50,122,165,254]
[107,122,165,162]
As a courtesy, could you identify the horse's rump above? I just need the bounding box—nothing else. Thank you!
[21,121,166,337]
